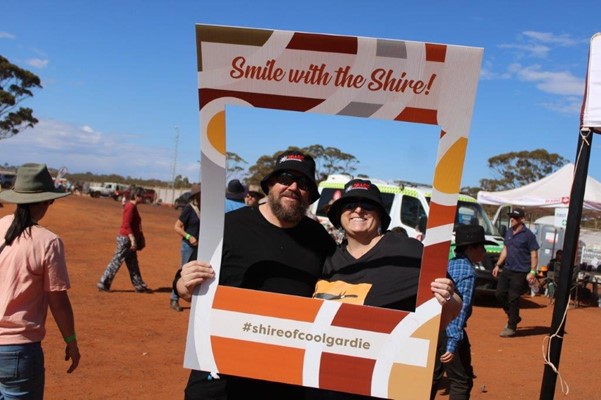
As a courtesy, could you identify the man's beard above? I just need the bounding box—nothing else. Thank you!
[268,190,309,225]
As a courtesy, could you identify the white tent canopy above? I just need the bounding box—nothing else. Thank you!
[477,163,601,211]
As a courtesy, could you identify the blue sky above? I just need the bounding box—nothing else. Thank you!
[1,0,599,187]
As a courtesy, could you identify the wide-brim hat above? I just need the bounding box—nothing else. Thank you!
[226,179,247,200]
[454,225,498,247]
[260,150,319,203]
[0,163,70,204]
[327,179,391,231]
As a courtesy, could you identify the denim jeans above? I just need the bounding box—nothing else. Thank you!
[172,241,197,301]
[0,342,44,400]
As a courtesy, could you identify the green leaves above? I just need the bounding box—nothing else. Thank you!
[480,149,568,191]
[0,55,42,140]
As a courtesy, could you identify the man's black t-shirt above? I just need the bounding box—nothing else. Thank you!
[220,206,335,296]
[182,205,336,400]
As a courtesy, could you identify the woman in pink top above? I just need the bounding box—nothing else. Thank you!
[0,163,80,399]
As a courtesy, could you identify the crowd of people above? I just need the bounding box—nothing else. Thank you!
[1,156,553,399]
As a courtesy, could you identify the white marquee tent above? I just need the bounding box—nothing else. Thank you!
[477,163,601,212]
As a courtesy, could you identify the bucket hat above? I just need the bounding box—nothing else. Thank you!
[0,163,70,204]
[260,150,319,203]
[327,179,391,231]
[226,179,247,200]
[454,225,497,247]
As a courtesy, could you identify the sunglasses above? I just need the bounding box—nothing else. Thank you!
[274,172,311,191]
[341,201,377,212]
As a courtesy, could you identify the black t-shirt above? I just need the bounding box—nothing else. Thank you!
[315,231,423,311]
[179,206,336,399]
[179,203,200,240]
[220,206,336,297]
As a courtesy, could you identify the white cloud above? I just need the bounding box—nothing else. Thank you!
[480,60,512,80]
[508,63,584,96]
[540,96,583,115]
[26,58,49,69]
[0,119,177,180]
[522,31,579,47]
[0,32,16,39]
[498,43,551,58]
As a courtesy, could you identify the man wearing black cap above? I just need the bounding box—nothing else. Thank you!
[492,208,539,337]
[431,225,496,399]
[174,150,336,399]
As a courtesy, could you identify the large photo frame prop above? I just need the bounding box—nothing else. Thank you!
[186,24,482,399]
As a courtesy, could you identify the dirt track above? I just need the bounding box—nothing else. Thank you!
[1,195,599,399]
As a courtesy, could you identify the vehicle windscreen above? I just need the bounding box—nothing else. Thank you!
[455,201,497,236]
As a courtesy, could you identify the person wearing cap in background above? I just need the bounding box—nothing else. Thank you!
[174,150,337,399]
[244,184,264,207]
[224,179,247,213]
[492,208,539,337]
[431,225,497,400]
[0,163,80,398]
[311,179,461,399]
[171,184,201,312]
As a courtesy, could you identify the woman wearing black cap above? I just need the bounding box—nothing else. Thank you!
[314,179,460,314]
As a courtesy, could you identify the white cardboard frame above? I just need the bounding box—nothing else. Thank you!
[185,24,482,399]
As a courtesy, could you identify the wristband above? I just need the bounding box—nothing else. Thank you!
[185,233,191,241]
[64,334,77,343]
[529,270,536,275]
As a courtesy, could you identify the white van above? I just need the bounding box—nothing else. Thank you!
[310,174,505,294]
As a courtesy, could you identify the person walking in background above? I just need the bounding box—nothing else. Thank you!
[224,179,247,212]
[0,163,80,399]
[492,208,539,337]
[171,184,201,312]
[97,187,151,293]
[431,225,495,400]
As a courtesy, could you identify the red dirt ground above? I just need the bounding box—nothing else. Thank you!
[1,195,599,399]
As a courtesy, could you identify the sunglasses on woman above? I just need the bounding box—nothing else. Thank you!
[341,201,377,211]
[274,172,311,191]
